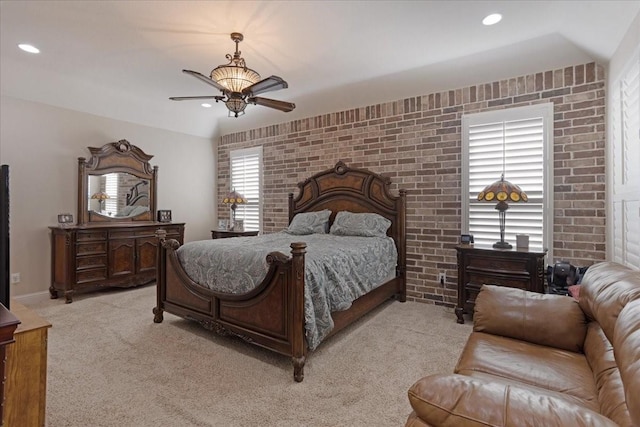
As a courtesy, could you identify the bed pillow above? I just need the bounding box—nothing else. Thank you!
[284,210,331,235]
[329,211,391,237]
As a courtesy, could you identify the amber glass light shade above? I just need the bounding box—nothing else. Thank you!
[91,191,110,201]
[477,176,528,204]
[222,190,247,230]
[477,175,528,249]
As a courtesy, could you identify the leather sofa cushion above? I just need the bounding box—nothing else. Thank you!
[407,373,618,427]
[455,332,599,407]
[579,261,640,343]
[613,299,640,426]
[473,285,587,353]
[583,322,633,426]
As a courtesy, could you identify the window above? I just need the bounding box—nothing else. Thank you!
[230,146,262,232]
[610,50,640,268]
[104,173,118,214]
[462,104,553,258]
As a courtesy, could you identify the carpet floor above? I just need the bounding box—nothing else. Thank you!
[30,285,471,427]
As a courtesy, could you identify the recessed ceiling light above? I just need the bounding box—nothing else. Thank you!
[482,13,502,26]
[18,43,40,54]
[201,103,212,108]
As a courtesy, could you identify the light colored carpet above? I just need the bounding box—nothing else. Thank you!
[30,285,472,427]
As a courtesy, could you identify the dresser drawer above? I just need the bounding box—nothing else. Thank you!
[76,255,107,270]
[76,242,107,255]
[76,268,107,284]
[76,231,107,242]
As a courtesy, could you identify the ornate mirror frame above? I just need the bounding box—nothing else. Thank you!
[77,139,158,225]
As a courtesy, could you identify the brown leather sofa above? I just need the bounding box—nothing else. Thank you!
[406,261,640,427]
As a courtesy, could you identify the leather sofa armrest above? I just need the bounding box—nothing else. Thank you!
[474,284,588,352]
[407,374,617,427]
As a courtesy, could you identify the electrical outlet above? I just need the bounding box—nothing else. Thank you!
[438,272,446,286]
[10,273,20,284]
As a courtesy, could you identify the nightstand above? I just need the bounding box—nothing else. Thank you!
[211,229,259,239]
[455,245,547,324]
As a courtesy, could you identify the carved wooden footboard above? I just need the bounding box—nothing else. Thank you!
[154,161,406,382]
[153,233,309,381]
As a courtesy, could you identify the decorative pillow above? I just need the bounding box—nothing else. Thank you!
[329,211,391,237]
[568,285,581,302]
[284,210,331,235]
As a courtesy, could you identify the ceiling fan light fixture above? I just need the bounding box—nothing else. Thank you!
[210,64,260,93]
[225,95,247,117]
[171,32,295,117]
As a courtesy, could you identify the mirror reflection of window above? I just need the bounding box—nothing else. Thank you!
[104,173,118,215]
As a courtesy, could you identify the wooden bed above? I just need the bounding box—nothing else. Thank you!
[153,161,406,381]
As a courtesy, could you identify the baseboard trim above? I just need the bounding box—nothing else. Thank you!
[13,291,51,306]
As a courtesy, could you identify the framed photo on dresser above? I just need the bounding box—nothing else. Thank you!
[157,210,172,223]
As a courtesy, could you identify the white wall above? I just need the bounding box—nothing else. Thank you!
[0,96,217,296]
[607,11,640,268]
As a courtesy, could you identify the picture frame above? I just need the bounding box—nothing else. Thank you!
[233,219,244,232]
[218,219,228,230]
[157,210,172,223]
[57,213,74,227]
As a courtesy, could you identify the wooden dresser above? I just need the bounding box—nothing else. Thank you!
[4,301,51,426]
[455,245,547,324]
[50,222,184,303]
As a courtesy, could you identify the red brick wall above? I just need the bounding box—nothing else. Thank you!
[219,62,606,307]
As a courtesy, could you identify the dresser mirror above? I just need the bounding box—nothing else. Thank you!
[77,140,158,225]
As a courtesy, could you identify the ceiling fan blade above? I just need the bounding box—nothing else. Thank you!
[242,76,288,97]
[182,69,227,92]
[248,97,296,112]
[169,95,224,101]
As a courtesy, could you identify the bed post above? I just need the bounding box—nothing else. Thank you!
[398,189,407,302]
[153,229,167,323]
[290,242,307,382]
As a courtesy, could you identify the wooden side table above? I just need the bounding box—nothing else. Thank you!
[211,229,259,239]
[4,300,51,426]
[455,245,547,324]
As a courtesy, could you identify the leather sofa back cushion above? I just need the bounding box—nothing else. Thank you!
[583,322,633,426]
[579,261,640,343]
[613,299,640,426]
[474,285,587,352]
[407,374,618,427]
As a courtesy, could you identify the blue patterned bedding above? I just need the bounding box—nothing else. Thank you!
[176,232,398,350]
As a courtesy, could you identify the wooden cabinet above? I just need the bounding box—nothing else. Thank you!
[455,245,546,324]
[4,301,51,427]
[50,222,184,303]
[0,304,19,425]
[211,229,259,239]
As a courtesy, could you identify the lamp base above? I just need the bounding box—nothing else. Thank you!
[493,241,512,249]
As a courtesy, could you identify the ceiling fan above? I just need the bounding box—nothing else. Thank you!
[170,32,296,117]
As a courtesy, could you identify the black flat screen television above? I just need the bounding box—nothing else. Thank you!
[0,165,9,309]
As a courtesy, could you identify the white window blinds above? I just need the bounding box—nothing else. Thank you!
[230,147,262,232]
[462,104,553,256]
[104,173,118,214]
[611,50,640,268]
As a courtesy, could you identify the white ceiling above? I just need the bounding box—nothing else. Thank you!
[1,1,639,139]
